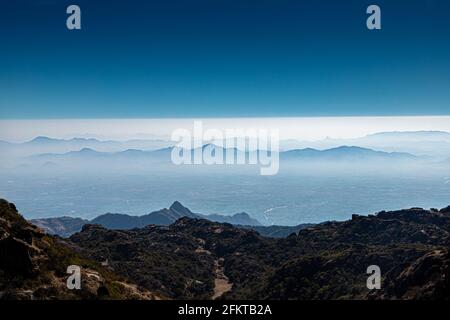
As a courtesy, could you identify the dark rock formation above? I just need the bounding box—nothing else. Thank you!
[0,199,160,300]
[0,237,34,275]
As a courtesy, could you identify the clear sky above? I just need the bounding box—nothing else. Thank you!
[1,0,449,119]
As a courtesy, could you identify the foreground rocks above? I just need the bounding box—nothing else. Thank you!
[0,199,160,300]
[2,198,450,300]
[70,207,450,300]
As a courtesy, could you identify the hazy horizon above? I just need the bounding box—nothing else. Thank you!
[1,116,450,142]
[1,119,449,225]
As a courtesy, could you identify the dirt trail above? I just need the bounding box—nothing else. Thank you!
[194,241,232,299]
[212,258,233,299]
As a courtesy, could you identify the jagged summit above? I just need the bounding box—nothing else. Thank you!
[32,202,262,237]
[169,201,196,218]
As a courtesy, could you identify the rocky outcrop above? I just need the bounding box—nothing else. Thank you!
[0,199,43,276]
[0,237,35,275]
[440,206,450,214]
[385,249,450,299]
[0,199,160,300]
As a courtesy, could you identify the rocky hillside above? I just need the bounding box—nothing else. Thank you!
[238,223,314,238]
[70,206,450,300]
[0,199,161,300]
[3,197,450,300]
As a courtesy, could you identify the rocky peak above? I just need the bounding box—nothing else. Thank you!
[169,201,196,217]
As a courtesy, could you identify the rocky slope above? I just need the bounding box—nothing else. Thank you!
[230,207,450,299]
[0,199,160,300]
[70,206,450,300]
[3,197,450,300]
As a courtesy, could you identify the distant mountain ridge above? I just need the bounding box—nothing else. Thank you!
[365,131,450,140]
[31,145,419,164]
[0,136,173,157]
[281,145,417,161]
[302,131,450,158]
[30,216,88,238]
[3,130,450,159]
[31,201,262,237]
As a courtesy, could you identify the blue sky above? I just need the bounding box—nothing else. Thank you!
[1,0,449,118]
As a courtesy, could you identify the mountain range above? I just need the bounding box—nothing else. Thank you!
[0,136,173,157]
[3,130,450,159]
[30,145,420,165]
[31,201,263,237]
[280,145,417,161]
[289,131,450,158]
[2,198,450,300]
